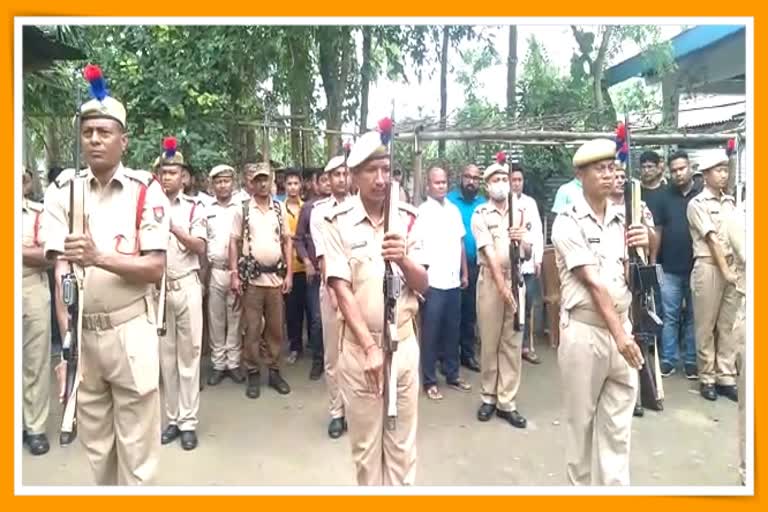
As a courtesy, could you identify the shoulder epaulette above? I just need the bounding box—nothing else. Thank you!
[53,168,77,189]
[26,200,44,213]
[123,168,156,187]
[325,201,354,222]
[313,196,332,209]
[397,201,418,216]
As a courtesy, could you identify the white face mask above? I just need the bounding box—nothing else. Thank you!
[488,182,510,201]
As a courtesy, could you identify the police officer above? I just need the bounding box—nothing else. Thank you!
[155,142,207,451]
[21,168,51,456]
[551,139,649,486]
[324,128,428,485]
[44,67,169,484]
[471,160,532,428]
[687,151,740,402]
[205,165,245,385]
[229,163,293,398]
[726,198,746,485]
[311,155,351,438]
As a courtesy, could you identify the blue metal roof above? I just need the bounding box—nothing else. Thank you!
[605,25,745,86]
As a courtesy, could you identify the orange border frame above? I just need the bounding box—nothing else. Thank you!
[2,8,760,505]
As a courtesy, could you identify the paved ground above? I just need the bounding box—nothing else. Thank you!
[21,341,743,486]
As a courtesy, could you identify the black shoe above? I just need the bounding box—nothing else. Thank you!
[161,425,181,445]
[227,368,245,383]
[477,403,496,422]
[634,403,645,417]
[207,369,225,386]
[700,383,717,401]
[462,357,481,373]
[716,384,738,402]
[246,372,261,399]
[59,426,76,446]
[684,365,699,380]
[496,409,527,429]
[268,369,291,395]
[328,417,346,439]
[180,431,198,451]
[309,359,324,381]
[25,433,50,456]
[660,362,676,377]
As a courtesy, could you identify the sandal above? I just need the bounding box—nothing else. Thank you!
[447,379,472,392]
[522,351,541,364]
[425,385,443,400]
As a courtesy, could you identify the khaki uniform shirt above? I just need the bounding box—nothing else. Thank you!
[167,194,206,279]
[470,200,533,271]
[311,195,348,259]
[727,202,747,296]
[687,188,736,258]
[231,196,289,288]
[551,197,631,314]
[22,199,46,278]
[206,197,240,269]
[43,164,170,313]
[323,195,427,346]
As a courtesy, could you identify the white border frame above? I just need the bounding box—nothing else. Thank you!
[14,16,754,496]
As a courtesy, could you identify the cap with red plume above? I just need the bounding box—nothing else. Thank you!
[83,64,108,102]
[163,136,178,158]
[726,138,736,157]
[615,122,629,163]
[343,140,352,159]
[378,117,394,146]
[496,151,507,165]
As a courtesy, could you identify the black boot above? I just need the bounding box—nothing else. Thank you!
[246,372,261,399]
[161,425,181,445]
[496,409,527,429]
[477,403,496,422]
[207,369,225,386]
[309,359,324,381]
[268,369,291,395]
[181,431,198,451]
[328,417,346,439]
[25,433,50,456]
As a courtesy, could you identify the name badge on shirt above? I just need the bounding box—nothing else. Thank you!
[351,240,368,250]
[588,237,601,244]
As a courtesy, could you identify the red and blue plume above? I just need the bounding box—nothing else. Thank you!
[496,151,507,164]
[343,140,352,158]
[726,138,736,157]
[378,117,393,145]
[615,122,629,163]
[163,136,177,158]
[83,64,108,102]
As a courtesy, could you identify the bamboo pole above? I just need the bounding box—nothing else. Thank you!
[412,130,424,206]
[395,129,743,145]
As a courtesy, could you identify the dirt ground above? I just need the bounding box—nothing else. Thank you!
[21,341,743,487]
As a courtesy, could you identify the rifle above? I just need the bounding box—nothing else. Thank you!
[622,116,664,411]
[503,153,525,332]
[58,71,86,440]
[157,272,167,336]
[381,109,400,431]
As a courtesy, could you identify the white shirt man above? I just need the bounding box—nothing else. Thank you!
[417,167,471,400]
[509,165,544,363]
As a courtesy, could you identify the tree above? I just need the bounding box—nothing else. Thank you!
[570,25,674,127]
[359,27,373,133]
[506,25,518,118]
[317,26,355,158]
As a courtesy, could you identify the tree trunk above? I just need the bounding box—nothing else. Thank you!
[506,25,518,119]
[360,27,373,133]
[438,26,450,159]
[287,29,313,165]
[45,122,61,169]
[318,27,353,158]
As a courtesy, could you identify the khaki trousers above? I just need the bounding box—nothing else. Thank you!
[242,285,284,372]
[160,273,203,431]
[79,307,160,485]
[733,297,746,484]
[476,267,522,411]
[558,313,637,486]
[691,260,741,386]
[320,284,344,419]
[339,333,419,486]
[208,268,242,370]
[22,273,51,435]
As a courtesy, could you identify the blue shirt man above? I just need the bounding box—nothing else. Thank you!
[550,177,583,214]
[446,164,486,371]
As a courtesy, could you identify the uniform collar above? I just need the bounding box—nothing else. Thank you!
[348,194,383,227]
[574,194,623,225]
[85,162,128,189]
[249,195,275,213]
[486,199,508,216]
